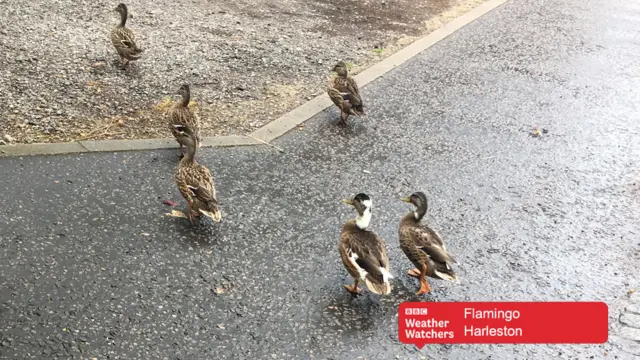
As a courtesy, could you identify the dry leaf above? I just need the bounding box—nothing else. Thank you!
[628,288,636,295]
[141,232,150,236]
[163,200,179,207]
[166,209,187,218]
[214,287,225,294]
[217,324,225,329]
[530,128,549,137]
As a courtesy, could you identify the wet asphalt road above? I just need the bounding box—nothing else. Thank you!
[2,0,640,358]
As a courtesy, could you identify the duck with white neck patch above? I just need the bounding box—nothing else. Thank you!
[398,192,458,295]
[338,193,393,295]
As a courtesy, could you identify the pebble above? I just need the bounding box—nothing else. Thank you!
[3,134,15,143]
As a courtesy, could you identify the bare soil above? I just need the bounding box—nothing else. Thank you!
[0,0,487,144]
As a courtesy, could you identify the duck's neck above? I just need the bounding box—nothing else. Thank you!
[180,143,196,165]
[413,204,427,222]
[355,207,372,230]
[119,9,128,27]
[181,89,191,107]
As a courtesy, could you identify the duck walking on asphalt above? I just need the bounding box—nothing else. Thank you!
[398,192,458,295]
[111,3,143,69]
[339,193,393,295]
[169,84,201,158]
[327,61,365,126]
[174,125,221,225]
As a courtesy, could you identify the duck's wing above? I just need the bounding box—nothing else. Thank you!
[409,225,457,267]
[341,230,393,285]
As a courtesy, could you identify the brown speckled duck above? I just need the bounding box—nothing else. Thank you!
[398,192,458,295]
[110,3,143,69]
[339,193,393,295]
[169,84,201,158]
[327,61,365,126]
[174,125,221,225]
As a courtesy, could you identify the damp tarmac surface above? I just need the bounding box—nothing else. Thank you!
[1,0,639,358]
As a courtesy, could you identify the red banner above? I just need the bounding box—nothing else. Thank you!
[398,302,608,348]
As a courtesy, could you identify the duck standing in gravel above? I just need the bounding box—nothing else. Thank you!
[327,61,365,126]
[398,192,458,295]
[169,84,201,158]
[111,3,143,69]
[174,125,221,225]
[339,193,393,295]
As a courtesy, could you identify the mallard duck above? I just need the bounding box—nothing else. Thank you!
[398,192,458,295]
[327,61,365,125]
[339,193,393,295]
[169,84,201,158]
[174,125,221,224]
[110,3,143,69]
[327,87,361,126]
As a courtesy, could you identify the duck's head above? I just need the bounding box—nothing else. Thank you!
[343,193,372,229]
[401,192,428,220]
[115,3,128,14]
[332,61,349,77]
[177,84,190,98]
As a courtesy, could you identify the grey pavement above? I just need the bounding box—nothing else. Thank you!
[2,0,640,358]
[613,290,640,357]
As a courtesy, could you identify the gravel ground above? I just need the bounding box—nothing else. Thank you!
[0,0,487,145]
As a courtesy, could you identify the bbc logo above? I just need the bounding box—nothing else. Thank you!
[405,307,428,315]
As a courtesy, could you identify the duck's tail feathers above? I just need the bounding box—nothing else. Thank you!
[434,269,458,282]
[365,267,393,295]
[199,200,221,222]
[129,47,144,58]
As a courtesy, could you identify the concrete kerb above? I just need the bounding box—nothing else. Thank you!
[0,0,509,158]
[249,0,510,143]
[0,136,261,157]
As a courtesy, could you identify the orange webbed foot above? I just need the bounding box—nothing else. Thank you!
[344,284,361,294]
[416,280,431,295]
[407,268,421,278]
